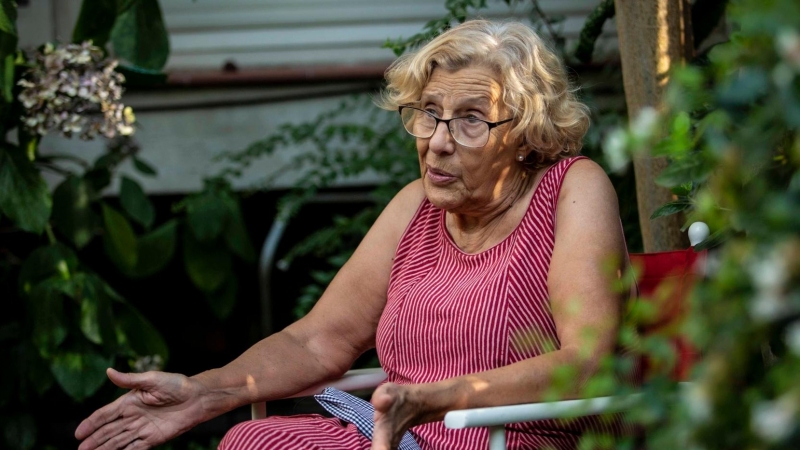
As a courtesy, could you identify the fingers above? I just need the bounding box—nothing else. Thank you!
[76,368,153,442]
[77,412,135,450]
[370,418,392,450]
[94,427,138,450]
[371,383,398,415]
[371,384,405,450]
[76,392,129,441]
[107,368,157,391]
[121,439,150,450]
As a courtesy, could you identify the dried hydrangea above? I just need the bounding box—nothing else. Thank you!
[18,41,135,140]
[132,354,164,373]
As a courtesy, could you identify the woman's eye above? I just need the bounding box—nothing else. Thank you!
[424,108,439,116]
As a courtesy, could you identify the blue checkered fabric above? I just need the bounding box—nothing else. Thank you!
[314,387,422,450]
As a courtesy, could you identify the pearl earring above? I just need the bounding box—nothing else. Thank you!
[517,153,525,162]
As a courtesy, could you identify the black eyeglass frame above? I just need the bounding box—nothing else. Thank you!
[397,105,514,148]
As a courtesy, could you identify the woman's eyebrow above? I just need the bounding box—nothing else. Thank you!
[455,96,492,108]
[419,91,442,103]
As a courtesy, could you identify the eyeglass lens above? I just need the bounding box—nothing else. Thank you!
[400,107,490,147]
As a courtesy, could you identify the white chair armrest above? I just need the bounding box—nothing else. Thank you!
[251,368,387,419]
[444,393,643,429]
[290,367,388,398]
[444,383,693,450]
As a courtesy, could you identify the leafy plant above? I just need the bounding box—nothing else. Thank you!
[216,95,417,319]
[0,1,254,448]
[600,0,800,447]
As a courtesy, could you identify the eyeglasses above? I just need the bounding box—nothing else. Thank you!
[398,106,514,148]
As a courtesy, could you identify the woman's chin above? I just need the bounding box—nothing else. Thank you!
[423,180,463,211]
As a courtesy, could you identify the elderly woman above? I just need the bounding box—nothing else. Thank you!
[75,19,637,450]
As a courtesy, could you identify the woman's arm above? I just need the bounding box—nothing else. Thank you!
[192,179,427,414]
[75,180,426,450]
[372,160,628,449]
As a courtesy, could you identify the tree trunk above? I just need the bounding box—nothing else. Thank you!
[614,0,693,252]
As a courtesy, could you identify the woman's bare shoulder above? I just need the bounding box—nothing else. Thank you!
[559,158,617,206]
[380,178,426,236]
[392,178,426,209]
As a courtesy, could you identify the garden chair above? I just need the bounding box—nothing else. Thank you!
[252,221,711,450]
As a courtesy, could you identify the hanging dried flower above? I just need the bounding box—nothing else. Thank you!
[17,41,136,140]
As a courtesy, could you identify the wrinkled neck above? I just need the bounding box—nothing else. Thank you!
[446,167,542,254]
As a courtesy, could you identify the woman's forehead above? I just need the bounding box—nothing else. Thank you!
[420,67,503,106]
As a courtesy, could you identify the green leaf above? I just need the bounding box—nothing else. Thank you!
[78,274,118,349]
[672,111,691,137]
[84,167,112,192]
[0,146,52,234]
[0,348,14,407]
[51,176,99,248]
[572,0,615,63]
[102,203,138,272]
[115,301,169,362]
[49,349,112,401]
[72,0,117,47]
[205,277,237,319]
[186,192,229,242]
[118,0,140,14]
[110,0,170,71]
[28,281,68,358]
[3,413,36,450]
[183,231,231,293]
[221,196,255,263]
[0,52,13,103]
[0,0,17,36]
[23,342,55,397]
[120,176,155,229]
[670,182,693,197]
[18,244,78,295]
[655,156,712,188]
[650,200,692,220]
[0,0,17,108]
[17,128,40,167]
[130,219,177,277]
[693,227,732,251]
[117,64,168,89]
[132,155,157,176]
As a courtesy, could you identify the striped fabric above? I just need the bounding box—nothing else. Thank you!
[218,156,638,450]
[375,156,637,449]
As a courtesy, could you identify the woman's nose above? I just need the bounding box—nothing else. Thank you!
[428,120,456,155]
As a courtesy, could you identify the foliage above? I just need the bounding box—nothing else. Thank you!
[216,95,417,319]
[573,0,615,64]
[599,0,800,447]
[0,1,254,449]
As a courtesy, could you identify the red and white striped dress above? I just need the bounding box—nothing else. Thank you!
[219,156,637,450]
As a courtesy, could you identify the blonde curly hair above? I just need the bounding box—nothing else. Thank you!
[378,19,590,168]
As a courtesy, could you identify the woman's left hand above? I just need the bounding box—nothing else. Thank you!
[370,382,426,450]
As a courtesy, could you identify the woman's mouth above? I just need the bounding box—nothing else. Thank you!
[426,166,457,185]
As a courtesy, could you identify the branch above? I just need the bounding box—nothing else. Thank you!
[530,0,560,46]
[573,0,616,64]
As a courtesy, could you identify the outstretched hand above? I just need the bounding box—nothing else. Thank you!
[371,383,426,450]
[75,368,204,450]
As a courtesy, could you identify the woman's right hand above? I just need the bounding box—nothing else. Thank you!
[75,368,207,450]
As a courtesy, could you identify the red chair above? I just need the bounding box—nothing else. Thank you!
[442,221,711,450]
[631,233,708,381]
